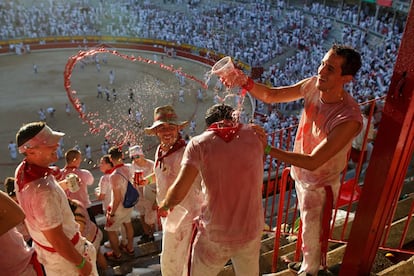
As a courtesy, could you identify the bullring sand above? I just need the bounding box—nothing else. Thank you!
[0,48,252,185]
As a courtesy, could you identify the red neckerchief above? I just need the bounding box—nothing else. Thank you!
[113,163,125,170]
[16,159,61,191]
[156,138,186,168]
[207,120,242,143]
[104,168,115,174]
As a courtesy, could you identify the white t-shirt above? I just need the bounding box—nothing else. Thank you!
[98,173,112,211]
[154,146,204,219]
[0,228,35,275]
[291,77,362,189]
[15,173,79,249]
[61,167,94,207]
[182,124,264,244]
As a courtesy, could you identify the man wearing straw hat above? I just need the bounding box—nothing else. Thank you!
[145,105,204,276]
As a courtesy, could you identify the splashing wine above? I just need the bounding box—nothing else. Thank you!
[63,47,208,147]
[208,56,249,123]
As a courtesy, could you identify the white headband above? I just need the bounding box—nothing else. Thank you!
[129,145,144,158]
[18,125,64,153]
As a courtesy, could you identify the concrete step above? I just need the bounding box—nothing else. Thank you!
[377,255,414,276]
[94,176,414,275]
[218,194,414,275]
[128,266,161,276]
[100,232,162,275]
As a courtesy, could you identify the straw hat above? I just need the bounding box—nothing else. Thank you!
[144,105,189,135]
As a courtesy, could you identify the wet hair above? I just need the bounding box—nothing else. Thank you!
[205,104,234,126]
[108,146,123,160]
[4,177,16,197]
[68,198,79,213]
[330,44,362,76]
[16,121,45,147]
[65,149,81,164]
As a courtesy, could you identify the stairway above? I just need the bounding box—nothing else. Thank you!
[216,193,414,276]
[92,172,414,275]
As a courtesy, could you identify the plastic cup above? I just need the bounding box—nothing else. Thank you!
[66,173,80,193]
[134,170,144,186]
[211,56,235,79]
[165,205,188,233]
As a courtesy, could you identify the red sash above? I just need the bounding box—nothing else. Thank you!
[33,232,80,253]
[91,227,99,244]
[186,222,198,276]
[29,251,45,276]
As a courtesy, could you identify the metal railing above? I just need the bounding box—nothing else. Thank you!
[263,98,414,272]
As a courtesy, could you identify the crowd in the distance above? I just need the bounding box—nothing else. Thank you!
[0,0,404,97]
[0,0,405,171]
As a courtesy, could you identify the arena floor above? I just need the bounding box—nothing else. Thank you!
[0,48,253,184]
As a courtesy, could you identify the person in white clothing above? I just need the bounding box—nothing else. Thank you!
[60,149,95,221]
[145,105,204,276]
[85,144,92,163]
[104,146,135,260]
[8,140,18,160]
[129,145,157,244]
[0,189,43,276]
[65,103,71,116]
[38,108,46,121]
[15,121,97,276]
[96,155,114,213]
[160,104,267,276]
[223,45,363,276]
[178,89,185,103]
[109,69,115,85]
[96,154,128,250]
[350,104,376,165]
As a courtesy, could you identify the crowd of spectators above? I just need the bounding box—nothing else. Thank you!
[0,0,406,171]
[0,1,402,69]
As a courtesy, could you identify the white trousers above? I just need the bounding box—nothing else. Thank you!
[189,231,262,276]
[296,182,340,275]
[37,235,98,276]
[161,219,194,276]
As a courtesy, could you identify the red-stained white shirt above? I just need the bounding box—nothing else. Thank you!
[109,163,133,212]
[182,124,264,245]
[154,146,204,219]
[61,167,94,207]
[98,173,112,211]
[130,159,155,204]
[0,228,35,275]
[15,172,79,250]
[291,77,362,189]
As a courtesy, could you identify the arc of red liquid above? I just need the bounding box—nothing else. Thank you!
[63,47,208,146]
